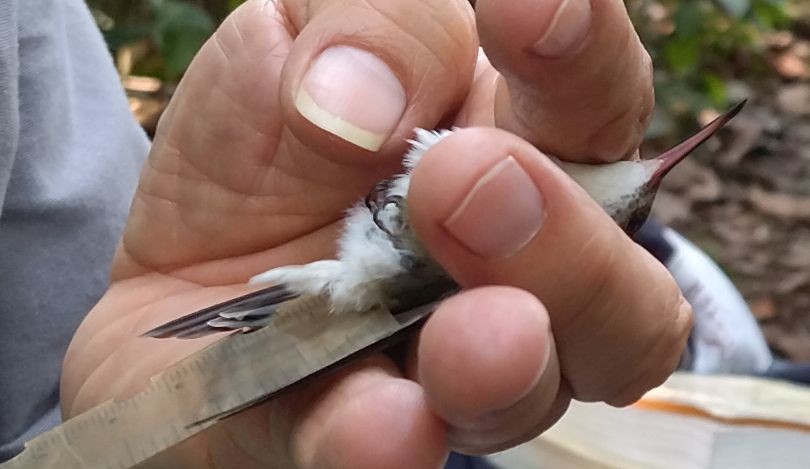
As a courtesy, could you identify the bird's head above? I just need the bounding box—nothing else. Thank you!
[560,101,745,234]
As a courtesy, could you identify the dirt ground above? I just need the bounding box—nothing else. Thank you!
[649,23,810,362]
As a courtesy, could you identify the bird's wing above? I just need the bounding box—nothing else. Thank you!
[143,271,460,340]
[142,284,299,339]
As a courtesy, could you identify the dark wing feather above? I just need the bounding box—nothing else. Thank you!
[142,284,298,339]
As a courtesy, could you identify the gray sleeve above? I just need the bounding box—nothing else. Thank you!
[0,0,19,214]
[0,0,150,460]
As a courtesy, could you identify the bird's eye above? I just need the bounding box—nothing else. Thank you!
[364,179,394,212]
[373,195,405,237]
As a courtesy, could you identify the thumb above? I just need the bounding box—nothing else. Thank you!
[277,0,477,164]
[408,127,691,405]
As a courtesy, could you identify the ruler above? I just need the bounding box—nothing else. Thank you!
[1,296,434,469]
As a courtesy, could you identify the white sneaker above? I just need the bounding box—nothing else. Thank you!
[662,228,773,375]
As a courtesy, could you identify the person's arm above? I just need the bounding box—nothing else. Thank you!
[61,1,688,466]
[0,0,19,216]
[1,0,149,461]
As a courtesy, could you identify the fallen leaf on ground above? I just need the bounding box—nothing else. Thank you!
[749,297,779,321]
[762,324,810,362]
[651,190,692,225]
[720,115,764,167]
[775,270,810,295]
[748,186,810,219]
[771,50,810,79]
[777,83,810,116]
[663,159,723,202]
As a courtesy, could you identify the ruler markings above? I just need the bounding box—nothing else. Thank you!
[1,298,413,468]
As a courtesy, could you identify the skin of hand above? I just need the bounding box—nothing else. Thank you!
[60,0,691,467]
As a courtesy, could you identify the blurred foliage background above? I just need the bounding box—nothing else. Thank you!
[628,0,795,137]
[90,0,800,136]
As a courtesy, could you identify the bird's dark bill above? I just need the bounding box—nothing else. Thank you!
[650,100,746,186]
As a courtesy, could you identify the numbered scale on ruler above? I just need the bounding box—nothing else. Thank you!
[2,294,435,469]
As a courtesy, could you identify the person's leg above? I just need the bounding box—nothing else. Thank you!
[444,452,499,469]
[634,220,773,375]
[760,361,810,384]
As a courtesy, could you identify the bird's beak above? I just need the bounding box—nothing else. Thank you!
[649,100,746,187]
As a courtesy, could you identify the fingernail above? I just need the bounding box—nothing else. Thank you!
[296,46,406,151]
[444,157,544,259]
[532,0,592,58]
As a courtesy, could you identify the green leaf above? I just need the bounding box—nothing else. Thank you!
[673,2,702,37]
[149,0,215,79]
[714,0,752,18]
[751,0,790,29]
[663,35,700,75]
[228,0,246,12]
[102,22,153,51]
[702,73,728,106]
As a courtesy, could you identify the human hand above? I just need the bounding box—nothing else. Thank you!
[61,0,690,467]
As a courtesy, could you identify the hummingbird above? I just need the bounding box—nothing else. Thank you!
[144,102,745,339]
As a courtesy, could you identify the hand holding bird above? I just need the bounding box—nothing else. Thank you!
[63,0,694,466]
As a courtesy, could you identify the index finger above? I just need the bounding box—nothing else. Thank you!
[476,0,654,163]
